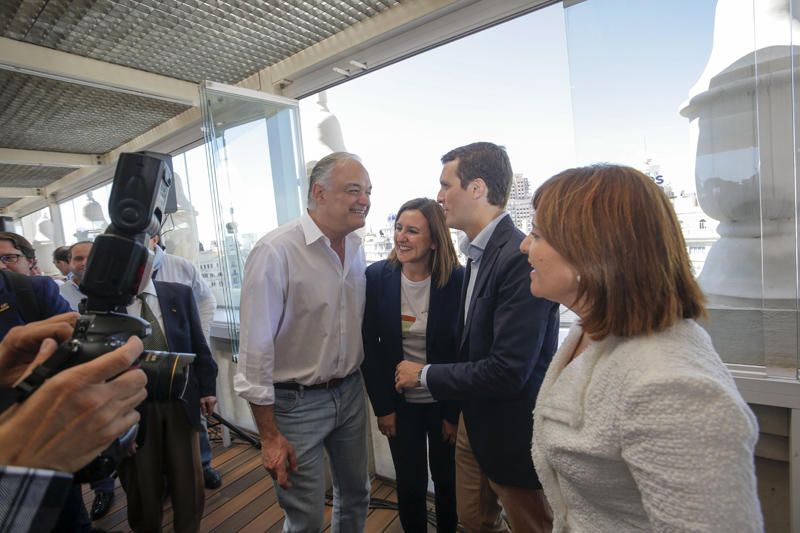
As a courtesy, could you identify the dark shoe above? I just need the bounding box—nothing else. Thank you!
[203,466,222,489]
[90,491,114,520]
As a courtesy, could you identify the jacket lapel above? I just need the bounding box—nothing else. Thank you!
[426,278,443,360]
[460,217,513,349]
[153,282,175,350]
[383,262,403,359]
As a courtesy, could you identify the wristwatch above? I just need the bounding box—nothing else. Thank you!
[416,367,423,387]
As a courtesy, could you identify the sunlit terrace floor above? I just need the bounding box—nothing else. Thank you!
[82,426,422,532]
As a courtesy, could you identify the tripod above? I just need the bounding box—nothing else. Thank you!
[209,412,261,449]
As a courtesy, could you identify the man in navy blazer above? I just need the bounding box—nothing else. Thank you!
[396,142,559,533]
[118,278,218,533]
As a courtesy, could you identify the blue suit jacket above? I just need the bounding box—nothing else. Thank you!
[362,260,464,424]
[425,216,559,488]
[0,274,72,338]
[153,280,218,430]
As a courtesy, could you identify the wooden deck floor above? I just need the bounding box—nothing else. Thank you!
[82,429,420,532]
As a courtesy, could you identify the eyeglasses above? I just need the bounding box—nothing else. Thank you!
[0,254,24,264]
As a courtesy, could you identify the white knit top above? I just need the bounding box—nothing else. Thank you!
[532,320,762,532]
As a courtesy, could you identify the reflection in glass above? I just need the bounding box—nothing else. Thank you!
[679,0,800,375]
[200,82,305,353]
[18,208,56,275]
[59,184,112,243]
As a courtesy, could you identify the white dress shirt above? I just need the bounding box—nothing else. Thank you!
[126,278,165,336]
[234,213,366,406]
[58,280,84,311]
[153,251,216,340]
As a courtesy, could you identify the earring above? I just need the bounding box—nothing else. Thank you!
[576,274,582,283]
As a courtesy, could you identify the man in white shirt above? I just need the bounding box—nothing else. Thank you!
[235,152,372,532]
[59,241,91,311]
[151,235,221,489]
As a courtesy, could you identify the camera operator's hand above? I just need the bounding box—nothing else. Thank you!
[0,312,78,387]
[200,395,217,417]
[0,335,147,472]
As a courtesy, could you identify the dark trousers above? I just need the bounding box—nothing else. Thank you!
[53,483,91,532]
[387,401,457,533]
[118,402,204,533]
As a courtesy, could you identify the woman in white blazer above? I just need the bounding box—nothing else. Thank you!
[520,164,762,532]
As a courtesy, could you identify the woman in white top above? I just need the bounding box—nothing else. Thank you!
[520,164,762,532]
[362,198,464,532]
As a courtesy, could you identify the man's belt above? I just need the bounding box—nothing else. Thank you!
[274,376,346,391]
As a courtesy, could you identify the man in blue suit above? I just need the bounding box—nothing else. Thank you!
[396,142,559,533]
[118,276,218,533]
[0,232,72,338]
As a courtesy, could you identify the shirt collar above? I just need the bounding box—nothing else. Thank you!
[139,277,157,298]
[460,212,509,262]
[300,211,363,247]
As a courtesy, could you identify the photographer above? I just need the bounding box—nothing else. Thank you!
[0,314,148,533]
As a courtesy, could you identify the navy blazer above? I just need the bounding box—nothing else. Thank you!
[0,274,72,338]
[154,281,218,430]
[426,216,559,488]
[362,260,464,424]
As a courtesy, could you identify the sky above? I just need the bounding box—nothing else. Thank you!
[298,0,717,230]
[166,0,719,250]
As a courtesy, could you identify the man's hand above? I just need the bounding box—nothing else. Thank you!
[0,335,147,472]
[0,313,78,387]
[442,419,457,445]
[261,432,298,489]
[200,396,217,417]
[377,413,397,438]
[395,361,424,392]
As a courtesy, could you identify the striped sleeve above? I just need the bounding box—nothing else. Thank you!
[0,465,73,533]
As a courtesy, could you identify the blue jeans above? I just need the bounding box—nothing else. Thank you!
[273,371,370,533]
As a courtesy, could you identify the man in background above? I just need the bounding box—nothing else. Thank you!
[0,232,40,277]
[59,241,92,312]
[151,234,221,489]
[52,246,71,281]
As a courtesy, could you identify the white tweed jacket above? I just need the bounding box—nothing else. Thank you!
[532,320,762,532]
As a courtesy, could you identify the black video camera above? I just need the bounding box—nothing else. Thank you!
[11,151,194,482]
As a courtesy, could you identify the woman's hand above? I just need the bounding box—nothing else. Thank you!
[442,419,457,445]
[377,413,397,438]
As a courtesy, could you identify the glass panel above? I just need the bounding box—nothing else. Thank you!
[17,207,58,275]
[562,0,800,374]
[59,183,113,243]
[200,82,305,354]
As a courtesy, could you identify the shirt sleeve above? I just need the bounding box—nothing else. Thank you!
[0,465,73,533]
[233,241,287,406]
[189,264,217,341]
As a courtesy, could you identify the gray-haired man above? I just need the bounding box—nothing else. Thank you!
[235,152,372,532]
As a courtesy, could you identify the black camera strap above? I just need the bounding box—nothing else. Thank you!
[0,340,81,413]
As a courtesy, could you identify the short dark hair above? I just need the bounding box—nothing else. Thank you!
[0,232,35,259]
[53,245,70,263]
[68,240,93,261]
[440,142,512,207]
[533,164,705,339]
